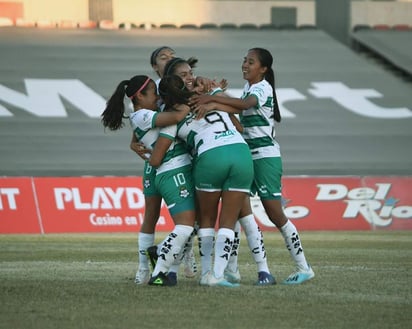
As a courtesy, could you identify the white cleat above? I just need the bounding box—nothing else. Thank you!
[224,268,241,283]
[282,265,315,285]
[134,268,150,285]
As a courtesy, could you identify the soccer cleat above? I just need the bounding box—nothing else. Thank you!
[146,246,158,272]
[201,271,240,288]
[183,249,198,278]
[148,272,176,286]
[282,265,315,285]
[199,272,210,286]
[256,271,276,286]
[134,268,150,285]
[167,272,177,286]
[224,268,241,283]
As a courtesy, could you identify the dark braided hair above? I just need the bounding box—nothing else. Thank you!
[158,75,195,110]
[101,75,152,131]
[249,47,281,123]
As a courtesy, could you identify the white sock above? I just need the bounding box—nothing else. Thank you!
[152,225,193,276]
[213,228,234,279]
[198,228,215,276]
[138,232,154,271]
[280,220,309,271]
[226,221,241,272]
[239,214,270,273]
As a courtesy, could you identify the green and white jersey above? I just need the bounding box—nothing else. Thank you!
[240,79,281,159]
[160,110,246,158]
[129,109,160,159]
[129,109,191,175]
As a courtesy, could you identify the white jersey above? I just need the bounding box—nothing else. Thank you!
[129,109,191,175]
[240,79,281,159]
[129,109,159,156]
[160,110,247,158]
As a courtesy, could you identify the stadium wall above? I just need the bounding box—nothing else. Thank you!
[1,176,411,234]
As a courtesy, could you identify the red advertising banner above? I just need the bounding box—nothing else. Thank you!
[0,176,411,234]
[0,177,42,233]
[252,176,412,230]
[33,177,174,233]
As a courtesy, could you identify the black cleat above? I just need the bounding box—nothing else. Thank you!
[146,246,158,271]
[148,272,176,286]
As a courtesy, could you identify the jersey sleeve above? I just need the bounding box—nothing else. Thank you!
[159,124,177,141]
[249,83,268,108]
[129,109,157,131]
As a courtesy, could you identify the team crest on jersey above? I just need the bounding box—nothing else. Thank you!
[179,186,190,198]
[144,179,151,188]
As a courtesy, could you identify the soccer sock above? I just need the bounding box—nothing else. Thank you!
[138,232,154,271]
[213,228,234,279]
[239,214,270,273]
[280,219,310,271]
[152,225,194,276]
[198,228,215,276]
[183,225,197,258]
[226,221,241,273]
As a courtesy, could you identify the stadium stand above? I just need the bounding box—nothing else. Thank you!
[351,29,412,75]
[0,27,411,177]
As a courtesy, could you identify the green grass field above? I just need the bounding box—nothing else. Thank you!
[1,231,411,329]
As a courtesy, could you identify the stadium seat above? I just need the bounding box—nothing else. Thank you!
[139,23,157,30]
[200,23,218,29]
[59,20,78,29]
[353,24,371,32]
[219,23,238,29]
[15,18,36,27]
[392,24,410,31]
[118,22,137,29]
[298,24,317,30]
[259,24,279,30]
[373,24,390,30]
[36,20,57,28]
[0,17,13,26]
[180,24,198,29]
[78,21,97,29]
[239,23,258,30]
[160,23,177,29]
[279,24,297,30]
[99,20,116,30]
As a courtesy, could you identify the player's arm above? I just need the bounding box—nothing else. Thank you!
[193,101,243,119]
[149,135,174,167]
[190,94,257,111]
[130,132,151,160]
[153,104,190,127]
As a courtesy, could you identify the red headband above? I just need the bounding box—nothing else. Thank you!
[129,77,151,99]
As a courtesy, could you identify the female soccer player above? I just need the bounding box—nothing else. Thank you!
[190,47,315,285]
[150,74,254,287]
[130,47,198,284]
[101,75,196,286]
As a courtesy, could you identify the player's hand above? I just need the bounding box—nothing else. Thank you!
[130,141,151,160]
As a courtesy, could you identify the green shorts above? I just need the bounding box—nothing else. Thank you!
[251,157,283,200]
[194,143,254,193]
[154,164,196,216]
[142,161,160,197]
